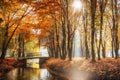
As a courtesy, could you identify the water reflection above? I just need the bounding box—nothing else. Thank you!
[27,59,39,68]
[6,68,51,80]
[0,59,60,80]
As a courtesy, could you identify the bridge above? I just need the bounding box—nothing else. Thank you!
[19,56,50,68]
[19,56,49,59]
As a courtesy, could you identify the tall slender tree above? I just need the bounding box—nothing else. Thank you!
[111,0,119,59]
[90,0,97,62]
[97,0,108,59]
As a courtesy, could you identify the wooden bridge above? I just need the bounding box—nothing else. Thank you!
[19,56,49,60]
[19,56,50,67]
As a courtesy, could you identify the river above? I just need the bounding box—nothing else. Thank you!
[0,59,53,80]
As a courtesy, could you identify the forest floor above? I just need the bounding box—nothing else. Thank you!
[0,58,24,76]
[46,58,120,80]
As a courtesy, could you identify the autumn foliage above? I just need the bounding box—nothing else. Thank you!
[0,58,24,76]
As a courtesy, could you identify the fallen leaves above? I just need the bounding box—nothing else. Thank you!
[46,58,120,80]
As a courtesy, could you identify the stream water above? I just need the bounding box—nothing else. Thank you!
[0,59,53,80]
[4,68,51,80]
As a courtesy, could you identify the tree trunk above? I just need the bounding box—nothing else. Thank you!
[62,25,66,59]
[66,0,72,61]
[18,34,21,57]
[111,32,114,58]
[0,26,8,59]
[102,40,106,58]
[90,0,97,62]
[83,3,90,59]
[98,0,107,60]
[98,14,103,60]
[111,0,119,59]
[55,20,59,58]
[1,47,7,59]
[22,38,25,57]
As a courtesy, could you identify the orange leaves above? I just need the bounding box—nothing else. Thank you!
[0,0,60,40]
[34,0,61,17]
[37,15,54,37]
[41,18,53,28]
[17,23,30,32]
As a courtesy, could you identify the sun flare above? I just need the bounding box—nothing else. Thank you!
[72,0,82,11]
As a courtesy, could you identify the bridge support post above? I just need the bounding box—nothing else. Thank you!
[39,59,41,68]
[22,59,27,67]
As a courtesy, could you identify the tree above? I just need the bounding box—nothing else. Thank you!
[0,1,32,59]
[90,0,97,62]
[111,0,119,59]
[97,0,108,60]
[82,0,90,59]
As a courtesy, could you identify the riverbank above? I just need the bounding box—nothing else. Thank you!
[0,58,25,76]
[46,58,120,80]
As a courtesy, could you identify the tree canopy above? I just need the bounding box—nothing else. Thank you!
[0,0,120,61]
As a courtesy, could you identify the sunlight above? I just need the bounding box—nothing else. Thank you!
[32,28,41,35]
[40,47,49,57]
[27,59,39,68]
[72,0,82,11]
[40,69,50,79]
[73,29,82,57]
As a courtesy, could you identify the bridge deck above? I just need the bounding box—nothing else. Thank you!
[19,57,50,59]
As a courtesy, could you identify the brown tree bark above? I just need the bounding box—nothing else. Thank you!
[90,0,97,62]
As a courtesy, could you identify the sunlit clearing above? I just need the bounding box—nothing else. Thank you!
[72,0,82,11]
